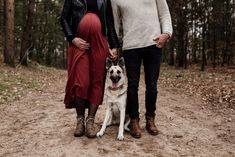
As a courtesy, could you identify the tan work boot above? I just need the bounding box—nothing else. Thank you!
[146,116,159,135]
[85,116,98,138]
[74,116,85,137]
[130,118,141,138]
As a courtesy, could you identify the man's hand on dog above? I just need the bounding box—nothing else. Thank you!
[109,48,118,60]
[72,37,90,50]
[153,33,170,48]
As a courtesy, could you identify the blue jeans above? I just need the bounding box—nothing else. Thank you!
[123,45,162,119]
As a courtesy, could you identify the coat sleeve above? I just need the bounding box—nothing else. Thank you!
[60,0,75,43]
[156,0,173,37]
[110,0,121,39]
[106,0,120,49]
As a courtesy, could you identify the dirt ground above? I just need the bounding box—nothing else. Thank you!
[0,66,234,157]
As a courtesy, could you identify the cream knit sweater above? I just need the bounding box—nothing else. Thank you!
[111,0,173,50]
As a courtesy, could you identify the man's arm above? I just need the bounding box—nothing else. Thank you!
[156,0,173,38]
[111,0,121,38]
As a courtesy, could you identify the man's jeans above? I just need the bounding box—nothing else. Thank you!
[123,45,162,119]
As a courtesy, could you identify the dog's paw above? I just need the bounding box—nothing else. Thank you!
[97,131,104,137]
[117,134,124,141]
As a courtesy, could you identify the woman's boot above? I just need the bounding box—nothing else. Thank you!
[86,104,99,138]
[74,97,86,137]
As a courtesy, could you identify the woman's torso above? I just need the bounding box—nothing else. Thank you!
[61,0,120,49]
[69,0,106,36]
[87,0,99,14]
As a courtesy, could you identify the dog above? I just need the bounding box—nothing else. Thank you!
[97,57,130,140]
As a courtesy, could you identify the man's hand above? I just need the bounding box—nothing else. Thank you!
[109,48,118,60]
[153,33,170,48]
[72,37,90,50]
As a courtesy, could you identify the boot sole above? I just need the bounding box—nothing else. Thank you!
[74,133,84,137]
[130,132,141,138]
[146,129,159,136]
[86,134,97,138]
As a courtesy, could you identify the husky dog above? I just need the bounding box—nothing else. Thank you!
[97,57,130,140]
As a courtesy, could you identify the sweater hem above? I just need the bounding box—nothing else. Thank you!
[122,43,156,51]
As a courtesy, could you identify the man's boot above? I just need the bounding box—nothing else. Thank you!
[146,116,159,135]
[130,118,141,138]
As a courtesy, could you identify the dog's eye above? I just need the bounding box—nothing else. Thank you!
[117,70,121,74]
[110,70,114,74]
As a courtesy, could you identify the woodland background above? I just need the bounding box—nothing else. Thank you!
[0,1,234,156]
[0,0,235,70]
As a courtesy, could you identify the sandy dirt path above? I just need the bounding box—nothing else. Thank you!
[0,69,234,157]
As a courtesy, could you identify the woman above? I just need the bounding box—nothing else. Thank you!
[61,0,119,138]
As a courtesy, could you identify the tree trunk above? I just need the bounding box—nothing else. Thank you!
[20,0,35,66]
[169,39,175,66]
[176,16,186,67]
[4,0,15,67]
[0,0,4,56]
[184,33,188,69]
[192,27,197,63]
[201,24,206,71]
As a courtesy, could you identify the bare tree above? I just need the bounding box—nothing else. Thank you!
[20,0,35,66]
[4,0,15,67]
[0,0,4,55]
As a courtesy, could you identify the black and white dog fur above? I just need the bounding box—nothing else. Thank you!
[97,57,130,140]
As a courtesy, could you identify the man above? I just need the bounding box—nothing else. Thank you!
[111,0,173,138]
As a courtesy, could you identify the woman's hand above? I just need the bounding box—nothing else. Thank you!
[72,37,90,50]
[153,33,170,48]
[109,48,118,60]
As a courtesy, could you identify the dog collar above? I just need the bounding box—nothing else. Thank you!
[106,84,127,97]
[109,84,124,91]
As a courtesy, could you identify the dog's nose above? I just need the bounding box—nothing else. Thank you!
[110,76,121,83]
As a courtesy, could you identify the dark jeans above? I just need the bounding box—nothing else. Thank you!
[123,45,162,119]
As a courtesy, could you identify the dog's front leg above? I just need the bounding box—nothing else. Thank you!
[97,107,112,137]
[117,108,125,140]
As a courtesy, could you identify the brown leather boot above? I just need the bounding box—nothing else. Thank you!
[146,116,159,135]
[74,116,85,137]
[130,118,141,138]
[85,116,98,138]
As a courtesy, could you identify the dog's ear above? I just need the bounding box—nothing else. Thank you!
[118,57,125,68]
[106,57,113,70]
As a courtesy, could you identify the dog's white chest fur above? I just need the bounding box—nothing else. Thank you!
[105,86,127,118]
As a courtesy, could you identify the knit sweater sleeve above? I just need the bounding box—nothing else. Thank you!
[156,0,173,37]
[111,0,121,38]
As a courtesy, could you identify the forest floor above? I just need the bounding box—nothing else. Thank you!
[0,63,234,157]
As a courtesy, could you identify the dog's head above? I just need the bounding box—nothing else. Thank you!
[106,57,126,89]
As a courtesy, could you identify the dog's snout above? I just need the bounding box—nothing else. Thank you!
[110,76,121,84]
